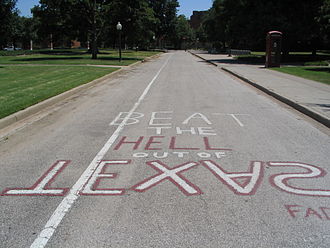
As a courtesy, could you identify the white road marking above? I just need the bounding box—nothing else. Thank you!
[212,113,249,127]
[230,114,244,127]
[30,54,172,248]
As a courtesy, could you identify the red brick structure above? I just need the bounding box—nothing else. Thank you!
[71,40,81,49]
[189,11,207,30]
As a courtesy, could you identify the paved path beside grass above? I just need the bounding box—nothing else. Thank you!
[192,51,330,127]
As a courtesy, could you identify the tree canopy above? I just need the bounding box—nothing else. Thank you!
[2,0,329,54]
[0,0,18,49]
[200,0,329,52]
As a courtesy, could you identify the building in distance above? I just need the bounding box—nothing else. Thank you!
[189,11,207,30]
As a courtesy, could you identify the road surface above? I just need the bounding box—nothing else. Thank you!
[1,51,329,248]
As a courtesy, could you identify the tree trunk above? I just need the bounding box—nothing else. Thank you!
[312,48,317,57]
[91,0,98,60]
[92,35,97,59]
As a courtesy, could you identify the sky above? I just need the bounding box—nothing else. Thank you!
[16,0,213,18]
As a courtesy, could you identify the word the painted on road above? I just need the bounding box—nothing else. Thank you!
[110,111,249,130]
[285,205,330,220]
[2,160,330,199]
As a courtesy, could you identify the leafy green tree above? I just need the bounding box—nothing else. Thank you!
[203,0,325,52]
[317,0,330,46]
[0,0,17,49]
[172,15,194,49]
[202,1,226,49]
[69,0,112,59]
[19,17,39,49]
[149,0,179,47]
[32,0,73,49]
[104,0,158,49]
[32,0,112,59]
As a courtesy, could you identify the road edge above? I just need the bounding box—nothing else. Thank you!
[188,50,218,67]
[188,50,329,128]
[221,67,330,128]
[0,53,162,131]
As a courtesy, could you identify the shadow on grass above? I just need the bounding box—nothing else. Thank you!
[13,57,83,62]
[39,50,87,55]
[283,54,330,63]
[235,54,330,65]
[12,56,139,62]
[38,50,113,56]
[305,67,330,73]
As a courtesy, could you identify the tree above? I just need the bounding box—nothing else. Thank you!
[32,0,73,49]
[70,0,112,59]
[202,1,226,49]
[32,0,112,59]
[173,15,194,49]
[0,0,17,49]
[317,0,330,47]
[32,0,159,57]
[19,17,38,49]
[104,0,158,49]
[149,0,179,48]
[202,0,325,52]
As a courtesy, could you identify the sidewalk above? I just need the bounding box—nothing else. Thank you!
[191,51,330,128]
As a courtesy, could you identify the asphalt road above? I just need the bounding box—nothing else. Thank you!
[1,51,329,248]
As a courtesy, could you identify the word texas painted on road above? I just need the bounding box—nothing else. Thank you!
[2,159,329,198]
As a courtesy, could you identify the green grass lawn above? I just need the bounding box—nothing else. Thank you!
[0,49,160,66]
[0,65,118,119]
[272,66,330,85]
[0,49,160,119]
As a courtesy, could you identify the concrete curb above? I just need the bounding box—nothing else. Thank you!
[221,67,330,128]
[188,51,218,67]
[0,53,162,131]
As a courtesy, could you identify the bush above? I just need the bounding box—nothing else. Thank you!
[304,60,330,66]
[0,50,39,56]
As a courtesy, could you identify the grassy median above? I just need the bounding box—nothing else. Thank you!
[272,66,330,85]
[0,65,118,119]
[0,49,161,120]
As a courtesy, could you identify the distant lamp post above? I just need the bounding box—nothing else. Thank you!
[152,35,156,49]
[50,33,53,50]
[116,22,122,62]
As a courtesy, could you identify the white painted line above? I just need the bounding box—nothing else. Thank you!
[212,113,248,127]
[30,54,173,248]
[230,114,244,127]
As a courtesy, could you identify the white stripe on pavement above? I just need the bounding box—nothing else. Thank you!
[30,54,173,248]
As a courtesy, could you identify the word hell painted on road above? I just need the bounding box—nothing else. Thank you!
[2,160,330,198]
